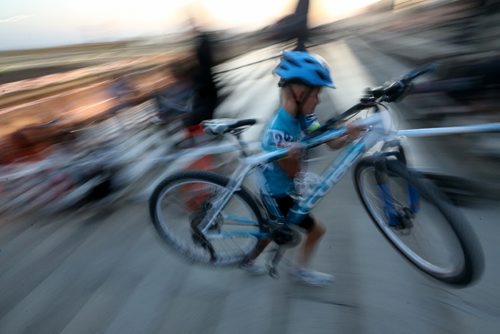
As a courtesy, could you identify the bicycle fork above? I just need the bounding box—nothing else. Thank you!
[199,164,252,234]
[374,154,420,227]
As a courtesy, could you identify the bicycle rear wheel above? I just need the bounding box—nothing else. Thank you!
[354,158,483,286]
[149,170,266,266]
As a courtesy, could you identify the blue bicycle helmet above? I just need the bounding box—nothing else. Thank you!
[274,51,336,88]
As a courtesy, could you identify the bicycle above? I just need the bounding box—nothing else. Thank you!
[149,65,498,286]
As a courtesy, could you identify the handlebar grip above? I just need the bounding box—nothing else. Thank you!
[383,64,436,102]
[401,63,437,84]
[364,64,437,103]
[383,81,406,102]
[366,86,385,99]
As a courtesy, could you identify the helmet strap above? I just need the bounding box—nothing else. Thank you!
[288,85,313,117]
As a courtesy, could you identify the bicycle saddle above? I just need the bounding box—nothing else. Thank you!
[202,118,256,135]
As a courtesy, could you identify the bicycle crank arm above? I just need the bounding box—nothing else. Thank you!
[267,246,285,278]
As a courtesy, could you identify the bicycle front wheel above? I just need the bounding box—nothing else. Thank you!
[354,158,483,286]
[149,170,266,266]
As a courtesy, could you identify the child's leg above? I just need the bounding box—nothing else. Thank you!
[291,217,334,286]
[244,238,272,262]
[296,217,326,267]
[240,239,272,275]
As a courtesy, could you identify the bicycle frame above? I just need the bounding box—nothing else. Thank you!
[200,105,500,238]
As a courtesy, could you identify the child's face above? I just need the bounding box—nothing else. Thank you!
[301,87,322,115]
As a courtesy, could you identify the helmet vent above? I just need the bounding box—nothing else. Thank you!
[285,57,300,67]
[274,51,334,88]
[316,70,327,81]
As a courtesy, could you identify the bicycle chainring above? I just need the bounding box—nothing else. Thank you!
[271,225,301,247]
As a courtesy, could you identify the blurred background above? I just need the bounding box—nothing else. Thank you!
[1,0,499,333]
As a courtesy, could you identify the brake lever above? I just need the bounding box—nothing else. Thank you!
[382,81,407,102]
[360,95,376,104]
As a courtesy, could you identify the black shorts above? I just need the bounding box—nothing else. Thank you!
[274,196,315,233]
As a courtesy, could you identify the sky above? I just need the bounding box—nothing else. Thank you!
[0,0,381,50]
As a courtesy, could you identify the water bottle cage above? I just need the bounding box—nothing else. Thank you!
[294,172,322,199]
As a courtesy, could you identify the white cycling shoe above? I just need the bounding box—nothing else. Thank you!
[289,268,335,287]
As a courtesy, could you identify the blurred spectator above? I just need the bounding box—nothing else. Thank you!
[0,120,74,164]
[155,57,196,123]
[108,74,137,109]
[154,24,220,129]
[293,0,309,51]
[154,21,220,148]
[185,28,220,127]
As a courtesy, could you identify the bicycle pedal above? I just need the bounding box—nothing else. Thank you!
[389,219,413,232]
[268,267,279,279]
[389,222,406,230]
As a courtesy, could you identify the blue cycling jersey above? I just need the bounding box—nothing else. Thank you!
[261,107,313,196]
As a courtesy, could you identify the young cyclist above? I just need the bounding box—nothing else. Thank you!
[240,50,362,286]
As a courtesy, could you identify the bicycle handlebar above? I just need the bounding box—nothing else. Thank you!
[367,63,437,102]
[401,63,437,84]
[303,64,437,142]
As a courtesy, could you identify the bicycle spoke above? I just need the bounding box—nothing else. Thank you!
[151,173,263,265]
[356,162,467,278]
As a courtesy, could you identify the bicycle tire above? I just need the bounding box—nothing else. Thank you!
[354,157,483,286]
[149,170,266,266]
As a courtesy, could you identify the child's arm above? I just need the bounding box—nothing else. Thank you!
[326,124,364,149]
[262,129,305,178]
[276,143,303,178]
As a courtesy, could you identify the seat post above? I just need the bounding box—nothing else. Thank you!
[234,132,250,157]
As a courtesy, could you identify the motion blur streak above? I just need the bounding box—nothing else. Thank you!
[0,0,499,333]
